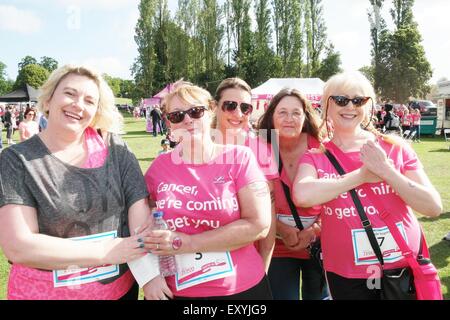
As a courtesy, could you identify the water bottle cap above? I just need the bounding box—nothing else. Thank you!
[153,211,164,218]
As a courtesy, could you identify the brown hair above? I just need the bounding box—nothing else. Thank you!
[214,77,252,102]
[258,88,324,144]
[212,77,252,129]
[24,107,37,121]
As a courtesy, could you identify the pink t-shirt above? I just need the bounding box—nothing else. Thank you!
[8,128,134,300]
[402,114,412,126]
[18,121,39,141]
[144,145,267,297]
[273,136,321,259]
[411,113,421,126]
[245,135,279,180]
[299,138,423,279]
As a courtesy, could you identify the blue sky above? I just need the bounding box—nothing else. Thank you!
[1,0,449,84]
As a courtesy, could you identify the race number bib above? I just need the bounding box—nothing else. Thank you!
[175,251,235,291]
[352,222,408,266]
[276,214,317,239]
[53,231,119,288]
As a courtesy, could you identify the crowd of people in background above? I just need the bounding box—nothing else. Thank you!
[375,102,422,142]
[0,65,443,301]
[0,103,48,150]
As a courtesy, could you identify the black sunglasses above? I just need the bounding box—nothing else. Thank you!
[222,100,253,115]
[166,106,207,124]
[330,95,371,107]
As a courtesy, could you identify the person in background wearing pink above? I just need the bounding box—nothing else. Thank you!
[401,108,412,134]
[212,78,278,274]
[18,107,40,142]
[258,88,328,300]
[143,83,272,300]
[293,71,442,300]
[410,108,421,142]
[0,65,152,300]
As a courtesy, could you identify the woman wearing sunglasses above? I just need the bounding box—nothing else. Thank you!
[258,88,329,300]
[143,83,273,300]
[18,107,40,142]
[293,71,442,300]
[212,78,279,273]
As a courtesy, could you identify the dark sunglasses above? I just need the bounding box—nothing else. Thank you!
[222,100,253,115]
[166,106,207,124]
[330,95,371,107]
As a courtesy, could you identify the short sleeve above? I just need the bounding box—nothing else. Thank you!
[248,137,279,180]
[0,149,37,208]
[299,151,317,168]
[235,148,267,192]
[115,137,149,209]
[144,161,158,201]
[401,143,423,172]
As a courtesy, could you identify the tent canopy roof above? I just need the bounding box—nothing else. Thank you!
[0,84,40,103]
[252,78,324,100]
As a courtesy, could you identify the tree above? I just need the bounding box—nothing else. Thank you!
[120,80,136,99]
[18,56,38,71]
[14,64,49,89]
[313,44,342,81]
[368,0,387,93]
[40,56,59,73]
[359,65,375,84]
[305,0,327,77]
[103,74,122,97]
[229,0,252,76]
[378,25,432,102]
[376,0,432,102]
[245,0,282,85]
[198,0,225,85]
[391,0,414,29]
[0,61,14,95]
[132,0,158,101]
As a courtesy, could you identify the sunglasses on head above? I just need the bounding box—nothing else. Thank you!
[166,106,207,124]
[221,100,253,115]
[330,95,371,107]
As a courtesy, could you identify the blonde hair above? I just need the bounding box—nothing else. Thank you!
[321,71,399,144]
[37,64,123,134]
[162,82,213,113]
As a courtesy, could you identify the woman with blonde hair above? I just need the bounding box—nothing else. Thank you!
[142,82,273,300]
[293,71,442,300]
[0,65,153,300]
[258,88,328,300]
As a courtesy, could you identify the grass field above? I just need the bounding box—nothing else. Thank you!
[0,115,449,299]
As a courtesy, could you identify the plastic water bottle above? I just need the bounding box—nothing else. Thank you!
[152,211,177,277]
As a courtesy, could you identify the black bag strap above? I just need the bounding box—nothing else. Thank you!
[278,158,304,231]
[324,149,385,265]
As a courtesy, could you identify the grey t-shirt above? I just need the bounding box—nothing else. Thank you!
[0,133,149,282]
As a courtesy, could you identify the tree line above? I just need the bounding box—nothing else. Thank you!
[365,0,432,103]
[132,0,342,100]
[1,0,432,105]
[0,56,134,100]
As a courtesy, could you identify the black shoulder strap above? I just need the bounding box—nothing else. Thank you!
[324,149,385,265]
[278,153,304,231]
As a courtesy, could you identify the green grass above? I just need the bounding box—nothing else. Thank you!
[0,119,449,299]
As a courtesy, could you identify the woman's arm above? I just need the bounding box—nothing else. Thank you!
[0,204,147,270]
[18,124,26,141]
[256,180,276,273]
[144,180,272,255]
[293,163,380,208]
[361,140,442,217]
